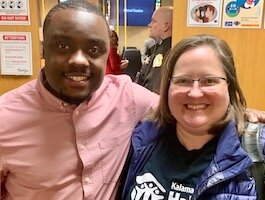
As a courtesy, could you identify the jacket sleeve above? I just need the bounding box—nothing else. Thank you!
[261,125,265,160]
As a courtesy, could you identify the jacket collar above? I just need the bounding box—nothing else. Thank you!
[131,121,163,149]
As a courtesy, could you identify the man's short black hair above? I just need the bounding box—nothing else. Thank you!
[43,0,109,37]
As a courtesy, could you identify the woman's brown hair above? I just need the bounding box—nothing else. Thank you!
[151,34,246,135]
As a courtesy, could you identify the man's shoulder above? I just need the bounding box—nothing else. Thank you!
[102,74,134,89]
[0,79,38,105]
[102,74,153,91]
[99,74,158,104]
[104,74,132,82]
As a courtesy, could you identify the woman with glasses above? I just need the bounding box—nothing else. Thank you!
[119,34,265,199]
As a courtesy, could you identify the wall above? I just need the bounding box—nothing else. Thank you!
[41,0,151,55]
[0,1,41,94]
[116,27,149,54]
[0,0,173,94]
[172,1,265,110]
[0,0,100,95]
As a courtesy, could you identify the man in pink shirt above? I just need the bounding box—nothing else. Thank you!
[0,1,264,200]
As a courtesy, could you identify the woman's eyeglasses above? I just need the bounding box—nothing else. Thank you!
[170,76,227,89]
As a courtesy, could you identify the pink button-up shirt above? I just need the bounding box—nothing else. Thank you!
[0,72,159,200]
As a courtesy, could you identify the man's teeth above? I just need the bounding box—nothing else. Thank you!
[68,76,87,81]
[187,104,206,110]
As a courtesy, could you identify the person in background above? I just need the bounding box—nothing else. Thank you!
[0,1,158,200]
[203,4,215,23]
[136,6,173,94]
[120,34,265,199]
[106,30,129,75]
[193,6,205,23]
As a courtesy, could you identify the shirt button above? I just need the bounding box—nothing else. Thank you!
[62,102,69,107]
[83,177,90,184]
[80,144,85,150]
[60,106,66,112]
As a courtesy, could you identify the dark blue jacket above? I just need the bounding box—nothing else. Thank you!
[121,121,265,199]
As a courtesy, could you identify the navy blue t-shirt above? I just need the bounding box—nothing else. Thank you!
[125,127,219,200]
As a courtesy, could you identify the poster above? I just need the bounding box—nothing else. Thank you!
[187,0,223,27]
[0,32,32,75]
[222,0,264,28]
[0,0,30,25]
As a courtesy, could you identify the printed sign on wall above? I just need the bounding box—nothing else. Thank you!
[187,0,223,27]
[222,0,264,28]
[0,0,30,25]
[0,32,32,75]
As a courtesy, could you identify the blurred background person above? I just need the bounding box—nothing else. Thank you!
[106,30,129,75]
[204,5,215,23]
[136,6,173,94]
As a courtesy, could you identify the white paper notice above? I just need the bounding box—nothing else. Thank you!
[0,32,32,75]
[187,0,223,27]
[0,0,30,25]
[222,0,264,28]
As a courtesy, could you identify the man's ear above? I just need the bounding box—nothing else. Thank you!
[164,22,170,32]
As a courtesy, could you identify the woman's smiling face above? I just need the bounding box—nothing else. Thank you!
[168,45,229,135]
